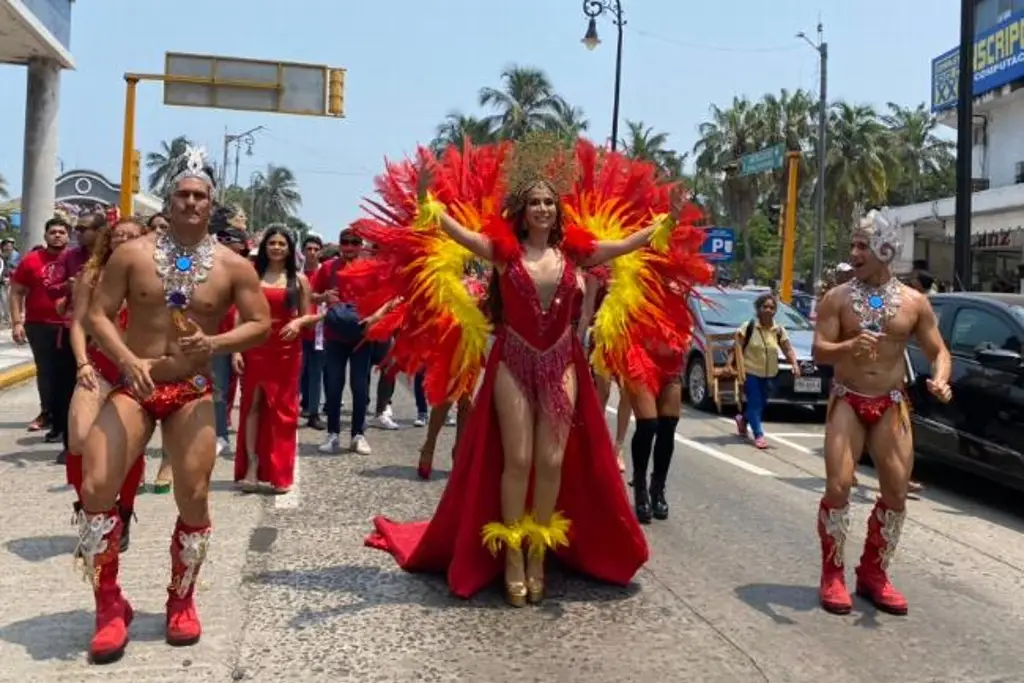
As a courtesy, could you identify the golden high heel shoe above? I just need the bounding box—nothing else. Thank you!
[481,519,528,608]
[526,576,545,604]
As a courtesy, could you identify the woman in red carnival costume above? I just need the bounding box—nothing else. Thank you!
[577,266,633,473]
[349,135,712,606]
[67,216,145,550]
[414,264,488,480]
[233,226,318,493]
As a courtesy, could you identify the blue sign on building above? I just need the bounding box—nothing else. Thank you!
[700,227,735,263]
[932,10,1024,112]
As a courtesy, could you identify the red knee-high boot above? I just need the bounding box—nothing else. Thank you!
[855,500,908,615]
[117,456,146,553]
[817,498,853,614]
[166,518,211,647]
[77,509,134,664]
[67,452,84,522]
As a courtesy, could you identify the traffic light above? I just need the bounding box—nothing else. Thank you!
[766,203,783,231]
[327,68,346,117]
[130,150,141,194]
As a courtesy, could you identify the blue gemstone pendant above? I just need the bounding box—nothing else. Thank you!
[868,295,884,309]
[167,290,188,308]
[175,255,194,272]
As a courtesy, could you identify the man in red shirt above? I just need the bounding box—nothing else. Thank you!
[299,233,326,430]
[311,228,372,455]
[43,211,105,457]
[9,217,71,445]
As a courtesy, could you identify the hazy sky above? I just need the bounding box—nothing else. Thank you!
[0,0,962,235]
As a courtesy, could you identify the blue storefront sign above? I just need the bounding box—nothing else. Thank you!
[932,10,1024,112]
[700,227,735,263]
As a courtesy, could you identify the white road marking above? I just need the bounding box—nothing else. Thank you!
[765,432,822,438]
[608,408,774,476]
[274,448,301,509]
[716,417,820,455]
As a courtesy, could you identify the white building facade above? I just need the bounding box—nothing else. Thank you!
[891,1,1024,289]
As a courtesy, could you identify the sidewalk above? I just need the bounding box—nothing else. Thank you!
[0,379,263,680]
[0,336,35,389]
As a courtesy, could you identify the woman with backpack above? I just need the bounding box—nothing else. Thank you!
[734,292,801,449]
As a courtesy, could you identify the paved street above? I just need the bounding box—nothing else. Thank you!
[1,376,1024,682]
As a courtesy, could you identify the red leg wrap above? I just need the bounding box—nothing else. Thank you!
[118,456,145,511]
[166,518,211,646]
[66,452,83,498]
[855,500,908,615]
[77,509,133,664]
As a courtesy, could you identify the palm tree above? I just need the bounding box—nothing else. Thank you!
[823,102,893,257]
[250,164,302,229]
[0,173,8,200]
[478,66,568,140]
[882,102,954,205]
[692,97,765,277]
[432,112,496,152]
[146,135,192,195]
[548,101,590,140]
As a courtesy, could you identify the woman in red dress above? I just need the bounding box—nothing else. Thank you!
[67,217,144,549]
[233,227,318,493]
[356,137,711,607]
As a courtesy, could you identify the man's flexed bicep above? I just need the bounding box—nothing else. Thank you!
[212,254,271,355]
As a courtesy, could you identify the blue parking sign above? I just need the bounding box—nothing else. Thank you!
[700,227,735,262]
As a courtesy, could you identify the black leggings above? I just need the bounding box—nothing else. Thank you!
[631,415,680,487]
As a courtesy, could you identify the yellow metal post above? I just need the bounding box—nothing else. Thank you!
[779,151,800,303]
[119,76,139,217]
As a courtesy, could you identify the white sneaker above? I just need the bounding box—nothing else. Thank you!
[350,434,371,455]
[318,433,341,454]
[375,412,400,430]
[216,437,229,456]
[413,413,427,427]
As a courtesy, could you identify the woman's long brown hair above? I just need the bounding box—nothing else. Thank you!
[484,180,564,324]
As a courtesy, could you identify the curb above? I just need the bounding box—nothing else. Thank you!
[0,362,36,390]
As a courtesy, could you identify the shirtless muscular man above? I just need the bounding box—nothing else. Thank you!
[812,209,951,616]
[78,147,271,664]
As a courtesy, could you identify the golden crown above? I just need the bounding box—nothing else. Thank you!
[502,132,579,211]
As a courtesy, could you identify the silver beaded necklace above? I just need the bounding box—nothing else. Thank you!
[849,276,902,333]
[153,228,216,323]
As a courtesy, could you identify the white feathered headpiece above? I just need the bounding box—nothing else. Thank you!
[169,144,214,195]
[855,208,902,264]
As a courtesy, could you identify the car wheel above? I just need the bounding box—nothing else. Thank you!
[687,356,714,411]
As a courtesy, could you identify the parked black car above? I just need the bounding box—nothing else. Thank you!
[684,287,832,410]
[906,292,1024,490]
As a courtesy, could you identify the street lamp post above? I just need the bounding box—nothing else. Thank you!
[219,125,265,195]
[581,0,625,151]
[798,23,827,292]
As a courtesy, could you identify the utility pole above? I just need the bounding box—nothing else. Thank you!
[799,23,827,292]
[953,0,975,290]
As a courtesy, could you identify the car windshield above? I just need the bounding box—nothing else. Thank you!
[699,291,813,331]
[1011,305,1024,325]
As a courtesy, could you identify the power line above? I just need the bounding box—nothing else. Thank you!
[627,26,803,53]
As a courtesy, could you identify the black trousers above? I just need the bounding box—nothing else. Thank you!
[24,322,61,419]
[25,322,76,446]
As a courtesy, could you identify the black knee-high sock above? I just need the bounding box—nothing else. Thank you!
[652,416,680,485]
[631,418,658,487]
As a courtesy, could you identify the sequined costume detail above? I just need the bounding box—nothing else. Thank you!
[170,526,211,599]
[828,382,910,432]
[818,503,851,568]
[153,229,216,329]
[497,258,578,433]
[113,374,213,422]
[76,512,118,587]
[849,277,902,334]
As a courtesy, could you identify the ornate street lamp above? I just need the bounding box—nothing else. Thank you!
[581,0,625,151]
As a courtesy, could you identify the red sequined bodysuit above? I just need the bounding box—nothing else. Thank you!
[366,254,649,598]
